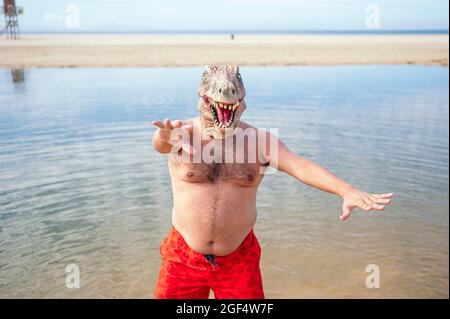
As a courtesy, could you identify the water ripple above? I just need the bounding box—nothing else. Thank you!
[0,66,448,298]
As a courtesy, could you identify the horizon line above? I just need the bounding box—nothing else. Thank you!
[19,29,450,34]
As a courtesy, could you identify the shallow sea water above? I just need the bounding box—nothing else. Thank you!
[0,66,448,298]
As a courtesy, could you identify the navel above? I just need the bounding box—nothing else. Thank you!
[247,174,254,182]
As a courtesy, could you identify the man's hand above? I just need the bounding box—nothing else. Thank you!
[152,118,193,154]
[340,188,394,221]
[152,118,187,143]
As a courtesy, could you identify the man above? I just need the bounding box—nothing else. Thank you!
[151,65,393,299]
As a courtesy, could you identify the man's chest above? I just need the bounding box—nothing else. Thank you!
[169,130,268,185]
[170,161,262,186]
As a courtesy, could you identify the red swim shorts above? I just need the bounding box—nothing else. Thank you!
[154,226,264,299]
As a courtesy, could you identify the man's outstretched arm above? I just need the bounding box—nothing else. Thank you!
[266,133,394,220]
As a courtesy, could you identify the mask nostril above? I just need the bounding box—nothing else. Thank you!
[232,89,235,95]
[219,88,222,93]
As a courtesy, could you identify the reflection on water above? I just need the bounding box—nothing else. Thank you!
[0,66,448,298]
[11,68,25,83]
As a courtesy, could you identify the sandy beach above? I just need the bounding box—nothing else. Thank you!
[0,34,448,68]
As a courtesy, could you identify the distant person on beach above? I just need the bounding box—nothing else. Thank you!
[230,33,234,40]
[151,65,394,299]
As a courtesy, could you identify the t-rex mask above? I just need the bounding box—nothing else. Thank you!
[197,65,247,139]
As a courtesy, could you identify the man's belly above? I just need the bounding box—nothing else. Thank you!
[171,183,258,256]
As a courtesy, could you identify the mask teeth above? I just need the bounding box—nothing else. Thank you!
[213,101,240,110]
[209,104,236,128]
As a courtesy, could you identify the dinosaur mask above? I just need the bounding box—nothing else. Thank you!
[197,65,247,139]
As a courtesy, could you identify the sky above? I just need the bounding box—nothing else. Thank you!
[12,0,450,32]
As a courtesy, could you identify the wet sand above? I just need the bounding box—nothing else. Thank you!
[0,34,448,68]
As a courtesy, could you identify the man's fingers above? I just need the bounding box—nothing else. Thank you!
[171,121,194,134]
[171,120,183,128]
[373,193,395,199]
[372,197,391,204]
[340,204,353,221]
[370,203,385,211]
[152,121,165,129]
[365,196,388,209]
[164,118,173,129]
[360,202,372,211]
[155,118,193,131]
[341,192,392,221]
[172,120,193,133]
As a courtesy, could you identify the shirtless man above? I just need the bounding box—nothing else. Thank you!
[152,65,394,299]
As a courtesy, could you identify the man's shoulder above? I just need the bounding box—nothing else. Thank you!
[238,121,268,135]
[238,121,257,130]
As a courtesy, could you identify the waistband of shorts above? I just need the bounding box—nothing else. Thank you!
[162,226,258,268]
